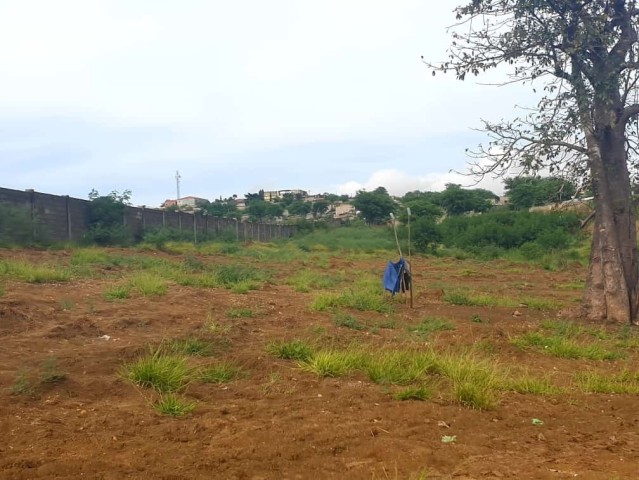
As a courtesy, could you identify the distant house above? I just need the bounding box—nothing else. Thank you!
[263,189,308,202]
[334,203,356,220]
[161,196,209,211]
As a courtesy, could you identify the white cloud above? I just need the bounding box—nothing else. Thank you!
[334,168,507,197]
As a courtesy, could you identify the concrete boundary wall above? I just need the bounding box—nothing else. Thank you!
[0,187,295,243]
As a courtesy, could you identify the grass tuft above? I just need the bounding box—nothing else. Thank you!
[266,340,314,361]
[129,273,168,296]
[123,349,191,392]
[153,393,196,417]
[394,385,433,401]
[199,361,244,383]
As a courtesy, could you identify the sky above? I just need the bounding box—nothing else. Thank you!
[0,1,532,207]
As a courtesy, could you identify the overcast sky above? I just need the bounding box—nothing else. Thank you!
[1,1,530,207]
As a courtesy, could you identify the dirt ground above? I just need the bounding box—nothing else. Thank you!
[1,247,638,479]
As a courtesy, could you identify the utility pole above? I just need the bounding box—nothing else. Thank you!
[175,170,181,208]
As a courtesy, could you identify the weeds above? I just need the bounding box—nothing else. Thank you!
[409,317,455,337]
[333,312,365,330]
[153,394,196,416]
[0,260,70,283]
[266,340,314,361]
[394,385,433,401]
[104,284,131,300]
[129,273,168,296]
[40,357,67,384]
[123,349,191,392]
[226,307,256,318]
[199,361,244,383]
[10,371,35,395]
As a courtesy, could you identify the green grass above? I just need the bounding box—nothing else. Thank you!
[287,270,343,292]
[0,260,70,283]
[199,361,244,383]
[123,350,191,392]
[364,351,435,385]
[129,273,168,296]
[442,290,561,310]
[574,370,639,394]
[215,264,268,290]
[512,332,622,360]
[311,287,394,314]
[9,371,35,395]
[292,225,396,252]
[205,314,231,335]
[70,248,120,266]
[40,357,67,384]
[333,312,366,330]
[409,316,455,336]
[226,307,256,318]
[394,385,433,401]
[266,340,314,361]
[153,394,196,416]
[310,292,343,311]
[298,350,359,377]
[434,352,504,410]
[104,284,131,300]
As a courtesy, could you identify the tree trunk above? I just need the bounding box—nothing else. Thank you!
[583,126,639,324]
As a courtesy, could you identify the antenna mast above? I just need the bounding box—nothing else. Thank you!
[175,170,181,207]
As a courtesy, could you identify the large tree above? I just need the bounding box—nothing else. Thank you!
[430,1,639,324]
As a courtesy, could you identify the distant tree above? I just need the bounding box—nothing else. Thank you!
[504,176,578,210]
[437,184,496,216]
[399,197,443,224]
[339,194,350,202]
[86,189,132,245]
[287,200,312,216]
[311,200,330,218]
[246,199,283,221]
[204,198,239,218]
[352,187,397,224]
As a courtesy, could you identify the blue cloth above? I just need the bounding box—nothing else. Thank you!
[383,258,406,295]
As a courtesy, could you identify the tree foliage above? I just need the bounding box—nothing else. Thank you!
[86,189,132,245]
[352,187,397,224]
[504,176,578,209]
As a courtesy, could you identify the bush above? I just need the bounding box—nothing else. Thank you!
[84,190,132,246]
[439,210,580,252]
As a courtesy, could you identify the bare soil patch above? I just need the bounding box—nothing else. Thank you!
[1,248,637,479]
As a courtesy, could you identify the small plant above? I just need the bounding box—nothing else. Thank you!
[164,338,213,356]
[153,394,196,417]
[471,313,482,323]
[299,350,356,377]
[394,385,433,401]
[310,292,342,312]
[59,298,76,310]
[40,357,67,384]
[199,361,244,383]
[123,349,191,392]
[266,340,314,361]
[226,307,255,318]
[0,260,70,283]
[10,371,35,395]
[104,284,131,300]
[129,273,168,297]
[205,314,231,335]
[410,317,455,336]
[574,370,639,394]
[333,312,365,330]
